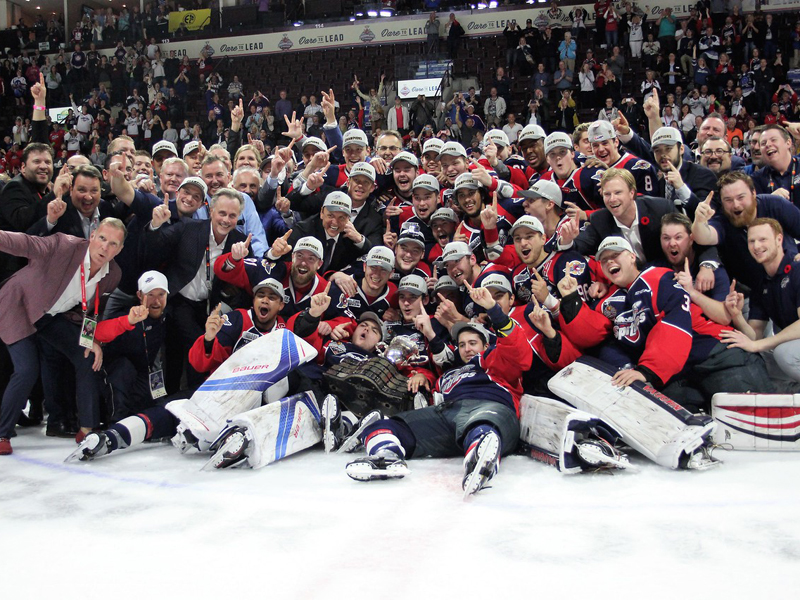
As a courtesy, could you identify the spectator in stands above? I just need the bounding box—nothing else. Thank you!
[425,12,441,54]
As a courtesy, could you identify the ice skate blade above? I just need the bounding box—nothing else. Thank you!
[346,458,409,481]
[462,433,500,499]
[201,431,249,471]
[337,411,381,454]
[577,441,637,472]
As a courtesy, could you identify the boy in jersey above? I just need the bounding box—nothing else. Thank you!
[425,207,458,265]
[326,245,397,321]
[517,124,549,184]
[452,172,514,262]
[345,279,532,497]
[437,141,516,210]
[517,178,573,252]
[420,138,444,180]
[385,173,440,245]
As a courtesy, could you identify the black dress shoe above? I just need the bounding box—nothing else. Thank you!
[46,421,79,438]
[17,413,42,427]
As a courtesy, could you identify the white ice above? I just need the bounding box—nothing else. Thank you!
[2,427,799,600]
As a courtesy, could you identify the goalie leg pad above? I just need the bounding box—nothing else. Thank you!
[167,330,317,445]
[548,357,719,470]
[519,395,630,474]
[224,391,322,469]
[712,393,800,451]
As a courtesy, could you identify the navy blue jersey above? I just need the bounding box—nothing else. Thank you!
[750,252,800,330]
[511,250,593,305]
[324,279,397,321]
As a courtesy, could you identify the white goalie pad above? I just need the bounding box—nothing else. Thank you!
[547,357,718,470]
[712,393,800,451]
[519,395,629,474]
[166,330,317,446]
[228,391,322,469]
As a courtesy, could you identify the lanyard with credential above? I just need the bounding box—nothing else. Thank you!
[80,263,100,318]
[769,157,796,197]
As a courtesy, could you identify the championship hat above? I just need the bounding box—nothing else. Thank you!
[182,140,201,157]
[302,136,327,152]
[485,129,510,148]
[398,274,427,296]
[365,246,395,271]
[178,176,208,197]
[322,191,352,214]
[587,120,617,142]
[152,140,177,158]
[479,273,513,294]
[509,215,546,236]
[544,132,573,155]
[451,321,491,345]
[343,129,368,147]
[293,236,324,260]
[350,161,376,182]
[517,179,563,207]
[422,138,444,156]
[252,277,285,297]
[651,126,683,147]
[138,270,169,294]
[412,173,440,192]
[390,151,419,169]
[438,141,468,159]
[518,124,546,144]
[597,236,634,259]
[441,241,472,263]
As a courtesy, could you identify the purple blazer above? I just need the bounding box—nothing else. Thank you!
[0,231,121,344]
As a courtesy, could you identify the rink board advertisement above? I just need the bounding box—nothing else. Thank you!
[77,0,799,62]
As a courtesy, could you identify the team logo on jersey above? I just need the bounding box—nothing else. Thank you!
[278,35,293,51]
[439,364,478,394]
[565,260,585,277]
[328,341,345,355]
[782,276,790,289]
[631,160,652,171]
[590,169,605,183]
[336,293,349,310]
[221,314,232,326]
[613,301,647,343]
[360,27,375,42]
[260,259,274,274]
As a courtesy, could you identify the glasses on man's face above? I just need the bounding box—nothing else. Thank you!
[378,145,401,153]
[701,149,731,157]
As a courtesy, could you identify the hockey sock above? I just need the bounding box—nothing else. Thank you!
[463,424,501,457]
[107,406,179,450]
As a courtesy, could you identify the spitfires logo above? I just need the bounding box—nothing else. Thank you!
[360,27,375,43]
[631,160,652,171]
[613,301,647,343]
[566,260,585,277]
[439,364,478,394]
[278,35,293,51]
[260,259,274,274]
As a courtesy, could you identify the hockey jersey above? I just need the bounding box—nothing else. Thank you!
[511,250,593,306]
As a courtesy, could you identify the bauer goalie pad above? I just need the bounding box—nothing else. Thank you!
[167,330,317,447]
[547,357,720,470]
[712,393,800,451]
[205,391,322,470]
[519,395,632,474]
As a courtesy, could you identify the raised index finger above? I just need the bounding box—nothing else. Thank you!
[324,280,331,294]
[704,191,714,205]
[729,278,737,293]
[244,233,252,247]
[281,228,293,241]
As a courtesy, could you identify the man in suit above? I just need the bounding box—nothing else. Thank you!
[287,161,384,248]
[27,165,115,238]
[560,167,675,263]
[0,218,125,455]
[649,127,717,219]
[143,186,251,390]
[288,190,373,275]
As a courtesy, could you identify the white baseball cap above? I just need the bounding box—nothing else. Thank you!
[485,129,510,148]
[302,136,327,152]
[509,215,545,236]
[182,140,201,157]
[518,179,563,207]
[138,270,169,294]
[438,141,468,159]
[454,172,479,192]
[350,161,376,182]
[651,126,683,147]
[178,176,208,197]
[518,124,546,144]
[398,274,427,296]
[397,226,426,248]
[390,151,419,169]
[322,191,352,214]
[441,241,472,262]
[412,173,440,192]
[430,207,458,223]
[451,321,491,345]
[544,132,573,155]
[343,129,368,148]
[152,140,177,158]
[422,138,444,156]
[587,121,617,142]
[293,236,324,260]
[365,246,395,271]
[434,275,459,292]
[597,236,634,259]
[252,277,285,297]
[480,273,513,294]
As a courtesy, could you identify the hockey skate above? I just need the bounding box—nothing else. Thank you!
[202,426,251,470]
[337,410,382,454]
[684,445,722,471]
[64,432,112,463]
[346,453,410,481]
[462,431,500,498]
[575,438,635,472]
[322,394,341,454]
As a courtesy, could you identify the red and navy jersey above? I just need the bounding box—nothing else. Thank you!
[342,256,432,286]
[612,152,658,195]
[561,267,727,385]
[434,307,532,414]
[460,210,515,264]
[565,164,606,211]
[383,319,448,387]
[188,310,285,374]
[388,206,435,244]
[213,253,326,318]
[325,278,398,321]
[511,250,593,306]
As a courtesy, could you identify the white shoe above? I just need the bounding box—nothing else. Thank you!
[462,431,500,498]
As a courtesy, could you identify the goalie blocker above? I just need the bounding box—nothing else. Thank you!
[712,393,800,451]
[547,357,720,470]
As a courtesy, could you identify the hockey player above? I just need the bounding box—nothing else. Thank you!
[437,141,516,210]
[452,172,514,263]
[325,245,398,321]
[425,207,458,265]
[509,215,593,307]
[516,178,578,255]
[539,132,598,214]
[385,174,440,245]
[517,124,549,184]
[214,234,328,318]
[583,120,658,196]
[420,138,444,180]
[345,279,533,497]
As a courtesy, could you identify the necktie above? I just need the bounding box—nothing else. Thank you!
[322,238,335,273]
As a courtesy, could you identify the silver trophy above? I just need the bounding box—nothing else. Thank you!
[382,335,419,367]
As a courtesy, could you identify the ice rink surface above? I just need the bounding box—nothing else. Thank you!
[2,425,799,600]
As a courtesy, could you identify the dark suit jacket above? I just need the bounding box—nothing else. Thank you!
[142,219,250,307]
[574,196,675,262]
[0,175,50,277]
[0,231,120,344]
[27,199,115,239]
[289,214,372,274]
[286,185,384,248]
